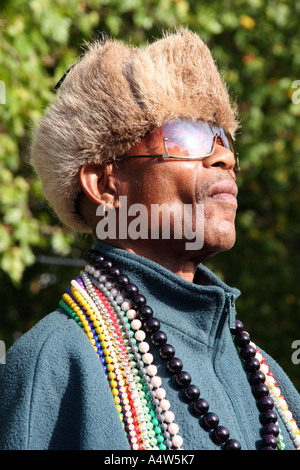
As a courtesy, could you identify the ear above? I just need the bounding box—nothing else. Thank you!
[79,163,119,207]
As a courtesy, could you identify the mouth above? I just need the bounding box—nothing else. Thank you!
[208,180,238,205]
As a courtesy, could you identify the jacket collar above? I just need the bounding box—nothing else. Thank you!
[94,241,240,348]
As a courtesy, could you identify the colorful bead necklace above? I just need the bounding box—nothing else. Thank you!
[59,249,300,450]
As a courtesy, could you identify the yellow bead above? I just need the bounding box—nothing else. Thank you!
[116,404,122,413]
[81,319,89,327]
[87,332,94,339]
[114,396,120,405]
[112,388,119,397]
[105,356,113,364]
[109,372,116,381]
[103,348,110,356]
[96,327,103,335]
[110,380,118,389]
[84,325,91,332]
[107,364,114,372]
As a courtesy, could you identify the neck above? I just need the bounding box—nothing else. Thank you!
[96,238,216,283]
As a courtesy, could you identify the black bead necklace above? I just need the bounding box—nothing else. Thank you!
[84,249,281,450]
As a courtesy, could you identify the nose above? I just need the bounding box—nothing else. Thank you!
[202,144,236,172]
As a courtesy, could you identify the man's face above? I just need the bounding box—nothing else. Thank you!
[112,140,238,262]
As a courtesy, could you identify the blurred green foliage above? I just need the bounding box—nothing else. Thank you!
[0,0,299,388]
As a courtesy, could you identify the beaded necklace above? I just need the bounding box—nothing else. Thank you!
[59,249,300,451]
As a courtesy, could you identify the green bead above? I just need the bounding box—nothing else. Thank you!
[154,426,162,435]
[156,434,164,443]
[159,444,167,450]
[152,418,159,427]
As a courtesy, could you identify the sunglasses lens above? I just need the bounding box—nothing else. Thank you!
[161,120,215,158]
[161,119,235,159]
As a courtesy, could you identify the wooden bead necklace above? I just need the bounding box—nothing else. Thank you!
[59,249,300,450]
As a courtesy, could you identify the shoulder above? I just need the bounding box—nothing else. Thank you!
[4,309,91,368]
[0,310,101,449]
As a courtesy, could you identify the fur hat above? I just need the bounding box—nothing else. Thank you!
[31,28,239,232]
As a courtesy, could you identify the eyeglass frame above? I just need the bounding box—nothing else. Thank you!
[114,113,240,173]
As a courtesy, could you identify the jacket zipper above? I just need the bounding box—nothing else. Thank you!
[212,292,236,364]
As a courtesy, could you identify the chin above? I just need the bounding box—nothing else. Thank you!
[203,221,236,257]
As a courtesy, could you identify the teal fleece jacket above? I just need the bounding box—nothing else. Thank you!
[0,241,299,450]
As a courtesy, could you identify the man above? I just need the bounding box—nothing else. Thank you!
[0,29,299,450]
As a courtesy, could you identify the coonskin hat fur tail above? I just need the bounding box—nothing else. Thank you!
[31,28,239,232]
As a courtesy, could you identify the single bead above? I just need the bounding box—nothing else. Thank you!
[131,319,142,331]
[175,371,191,388]
[142,353,154,365]
[257,396,274,412]
[193,398,209,416]
[155,388,166,400]
[244,357,260,373]
[212,426,230,444]
[252,383,270,399]
[160,399,170,411]
[259,410,278,425]
[132,294,146,308]
[167,357,183,374]
[146,365,157,376]
[107,266,121,279]
[230,319,244,335]
[184,385,200,402]
[126,309,137,321]
[240,344,256,360]
[123,283,139,298]
[262,423,280,437]
[234,331,250,348]
[171,434,183,448]
[261,434,278,449]
[137,305,153,321]
[159,344,175,360]
[151,376,162,388]
[164,411,175,423]
[249,370,266,386]
[202,412,219,430]
[145,317,160,333]
[151,331,167,346]
[168,423,179,435]
[115,274,130,288]
[121,301,131,312]
[135,330,146,342]
[139,342,150,354]
[101,258,113,271]
[223,439,241,450]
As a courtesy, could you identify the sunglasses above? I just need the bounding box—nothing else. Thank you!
[117,113,240,173]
